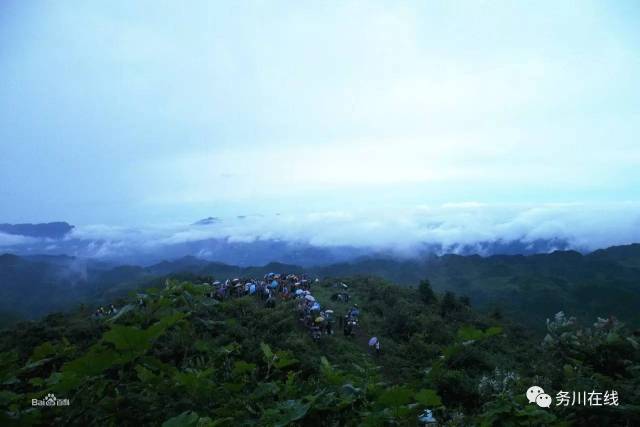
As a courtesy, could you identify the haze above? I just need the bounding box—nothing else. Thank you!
[1,1,639,251]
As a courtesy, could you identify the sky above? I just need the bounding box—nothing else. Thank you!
[1,1,640,249]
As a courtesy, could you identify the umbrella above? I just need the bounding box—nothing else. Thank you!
[368,337,378,347]
[311,302,321,311]
[341,283,348,289]
[295,289,304,295]
[325,309,334,314]
[418,410,436,423]
[315,317,325,323]
[234,283,243,288]
[305,295,316,302]
[213,281,221,286]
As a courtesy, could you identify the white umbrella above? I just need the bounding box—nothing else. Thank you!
[368,337,378,347]
[305,295,316,302]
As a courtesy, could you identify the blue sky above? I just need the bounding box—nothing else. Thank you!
[1,1,639,231]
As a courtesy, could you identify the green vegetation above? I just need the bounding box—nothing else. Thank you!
[1,275,638,425]
[313,245,640,329]
[4,244,640,332]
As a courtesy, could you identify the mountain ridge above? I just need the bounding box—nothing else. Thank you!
[1,243,640,329]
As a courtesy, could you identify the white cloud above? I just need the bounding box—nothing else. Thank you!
[0,233,36,247]
[59,202,640,258]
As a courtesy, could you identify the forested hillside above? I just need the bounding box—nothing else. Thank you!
[2,245,640,331]
[1,275,638,426]
[312,245,640,329]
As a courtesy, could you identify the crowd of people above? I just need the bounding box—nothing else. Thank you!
[202,272,363,341]
[93,304,118,318]
[193,272,372,346]
[205,272,316,306]
[97,271,380,353]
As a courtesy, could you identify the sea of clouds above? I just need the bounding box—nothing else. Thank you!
[2,202,639,264]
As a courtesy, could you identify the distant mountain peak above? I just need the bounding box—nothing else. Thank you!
[0,222,74,239]
[192,217,221,226]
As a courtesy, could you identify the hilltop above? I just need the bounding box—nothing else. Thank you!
[0,274,638,426]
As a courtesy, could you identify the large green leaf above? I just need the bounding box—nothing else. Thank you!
[30,342,56,361]
[104,312,186,354]
[484,326,502,337]
[62,344,127,377]
[103,325,154,353]
[414,389,442,407]
[261,399,310,427]
[320,356,344,385]
[232,360,256,376]
[162,411,200,427]
[260,342,274,361]
[377,386,413,408]
[273,351,298,370]
[135,365,158,383]
[457,326,485,341]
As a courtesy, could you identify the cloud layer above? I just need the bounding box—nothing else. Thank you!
[4,203,638,265]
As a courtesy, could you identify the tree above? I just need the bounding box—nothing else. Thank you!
[418,279,436,304]
[459,295,471,307]
[440,291,458,316]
